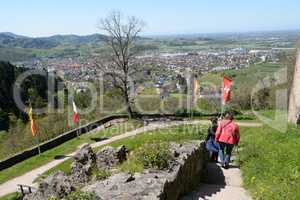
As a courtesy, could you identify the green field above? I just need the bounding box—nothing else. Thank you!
[240,125,300,200]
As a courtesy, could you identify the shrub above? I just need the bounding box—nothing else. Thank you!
[120,157,144,175]
[92,168,112,180]
[65,191,98,200]
[134,143,172,169]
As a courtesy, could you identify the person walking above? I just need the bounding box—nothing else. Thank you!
[205,117,219,162]
[215,112,240,169]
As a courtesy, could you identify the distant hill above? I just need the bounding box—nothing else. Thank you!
[0,32,108,49]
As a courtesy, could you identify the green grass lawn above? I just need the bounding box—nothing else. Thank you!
[0,193,21,200]
[0,119,143,184]
[240,125,300,200]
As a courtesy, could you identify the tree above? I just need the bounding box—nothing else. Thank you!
[96,10,144,118]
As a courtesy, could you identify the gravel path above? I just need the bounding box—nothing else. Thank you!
[0,120,261,197]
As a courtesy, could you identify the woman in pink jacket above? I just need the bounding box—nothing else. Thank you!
[215,112,240,169]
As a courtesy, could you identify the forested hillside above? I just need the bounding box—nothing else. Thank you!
[0,32,108,49]
[0,61,48,130]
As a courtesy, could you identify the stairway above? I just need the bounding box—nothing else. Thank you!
[181,162,252,200]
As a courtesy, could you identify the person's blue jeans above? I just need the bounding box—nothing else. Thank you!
[218,142,234,167]
[206,139,219,153]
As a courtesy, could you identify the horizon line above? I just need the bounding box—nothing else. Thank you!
[1,29,300,39]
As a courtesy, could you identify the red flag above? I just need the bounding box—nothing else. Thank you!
[72,101,80,125]
[222,76,232,104]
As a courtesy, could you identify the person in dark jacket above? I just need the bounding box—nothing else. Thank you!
[205,117,219,162]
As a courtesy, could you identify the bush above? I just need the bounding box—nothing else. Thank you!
[134,143,172,169]
[120,157,144,175]
[92,168,112,180]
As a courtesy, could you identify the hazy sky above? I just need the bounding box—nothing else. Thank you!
[1,0,299,37]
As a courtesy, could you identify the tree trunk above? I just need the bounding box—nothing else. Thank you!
[124,91,133,118]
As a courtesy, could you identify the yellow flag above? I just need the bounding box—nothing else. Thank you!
[29,106,38,136]
[192,79,200,104]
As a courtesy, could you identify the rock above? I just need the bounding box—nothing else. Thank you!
[70,162,93,185]
[24,171,75,200]
[96,145,128,170]
[70,144,96,185]
[73,143,96,165]
[116,145,128,163]
[84,172,167,200]
[125,175,135,183]
[96,146,118,170]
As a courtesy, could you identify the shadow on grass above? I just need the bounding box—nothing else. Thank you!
[90,137,109,142]
[54,155,73,160]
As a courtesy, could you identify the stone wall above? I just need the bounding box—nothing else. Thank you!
[85,141,208,200]
[162,141,208,199]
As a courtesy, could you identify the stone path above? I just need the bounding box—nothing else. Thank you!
[0,120,261,197]
[181,160,252,200]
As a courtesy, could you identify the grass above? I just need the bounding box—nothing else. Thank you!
[239,125,300,200]
[102,124,206,150]
[0,193,21,200]
[0,119,143,184]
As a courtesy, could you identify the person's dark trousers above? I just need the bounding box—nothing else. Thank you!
[218,142,234,168]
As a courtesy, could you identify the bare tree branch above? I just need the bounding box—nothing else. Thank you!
[96,10,144,117]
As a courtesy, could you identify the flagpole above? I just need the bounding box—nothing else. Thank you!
[191,83,193,119]
[221,103,224,119]
[77,123,80,137]
[36,131,41,155]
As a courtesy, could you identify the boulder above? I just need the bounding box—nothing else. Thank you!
[24,171,75,200]
[116,145,128,163]
[96,146,117,169]
[70,144,96,184]
[73,143,96,165]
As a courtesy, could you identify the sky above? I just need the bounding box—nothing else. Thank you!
[0,0,300,37]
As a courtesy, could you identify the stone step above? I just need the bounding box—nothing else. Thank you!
[202,163,242,187]
[181,183,252,200]
[181,162,252,200]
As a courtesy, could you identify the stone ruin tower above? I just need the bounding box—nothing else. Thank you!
[288,46,300,124]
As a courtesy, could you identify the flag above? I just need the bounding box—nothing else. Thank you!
[192,78,200,104]
[28,106,38,136]
[222,76,232,104]
[72,100,80,124]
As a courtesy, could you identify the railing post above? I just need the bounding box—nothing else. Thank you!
[19,185,24,196]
